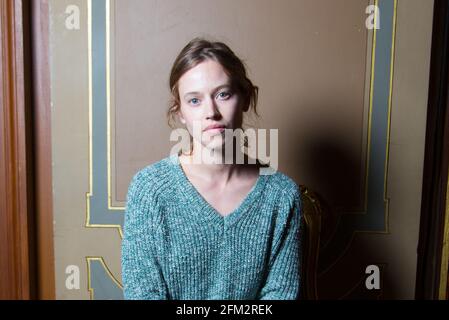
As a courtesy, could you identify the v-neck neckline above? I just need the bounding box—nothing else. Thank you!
[167,153,269,226]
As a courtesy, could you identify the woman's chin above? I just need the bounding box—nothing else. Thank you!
[201,136,224,149]
[204,142,225,152]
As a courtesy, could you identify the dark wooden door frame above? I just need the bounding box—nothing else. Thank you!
[0,0,36,299]
[415,0,449,300]
[0,0,54,299]
[30,0,55,300]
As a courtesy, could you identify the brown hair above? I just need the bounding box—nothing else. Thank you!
[167,37,259,128]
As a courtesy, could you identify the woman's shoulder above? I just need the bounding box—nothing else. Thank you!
[127,155,178,200]
[124,156,181,231]
[264,169,301,200]
[261,169,302,226]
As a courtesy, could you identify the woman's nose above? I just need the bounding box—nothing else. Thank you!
[204,97,221,119]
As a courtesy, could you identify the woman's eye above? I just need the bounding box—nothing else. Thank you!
[189,98,200,105]
[217,91,231,100]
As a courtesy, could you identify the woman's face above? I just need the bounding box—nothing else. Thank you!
[177,59,243,152]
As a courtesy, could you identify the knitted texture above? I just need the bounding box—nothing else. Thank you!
[121,154,303,300]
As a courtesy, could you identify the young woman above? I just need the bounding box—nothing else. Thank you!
[121,38,303,300]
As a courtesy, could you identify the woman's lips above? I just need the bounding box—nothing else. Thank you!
[204,124,226,132]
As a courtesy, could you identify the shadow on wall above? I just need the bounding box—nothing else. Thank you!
[288,115,400,299]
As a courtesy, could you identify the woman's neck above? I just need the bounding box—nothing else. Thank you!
[178,142,258,184]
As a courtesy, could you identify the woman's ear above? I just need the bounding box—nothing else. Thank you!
[177,111,186,124]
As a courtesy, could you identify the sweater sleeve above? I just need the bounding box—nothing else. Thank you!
[121,173,169,300]
[257,186,303,300]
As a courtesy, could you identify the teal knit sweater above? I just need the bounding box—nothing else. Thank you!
[121,154,303,300]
